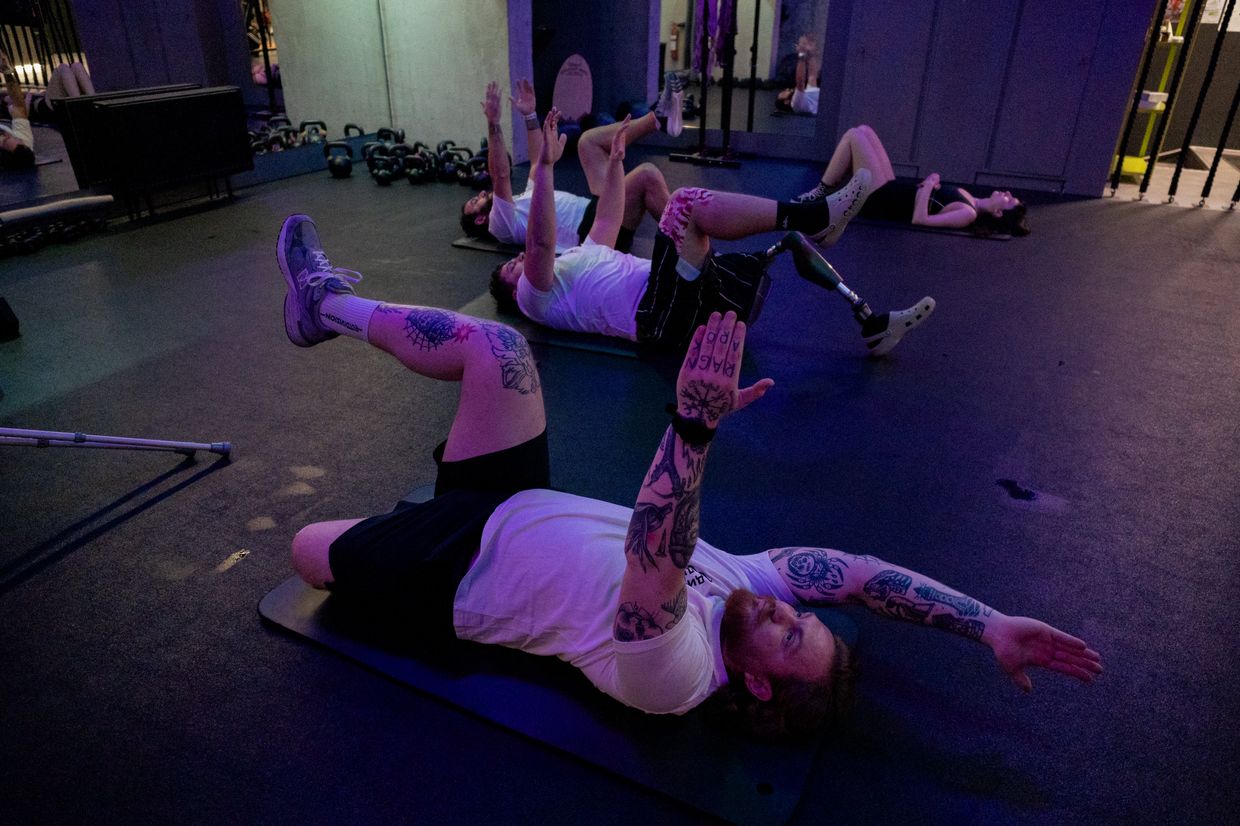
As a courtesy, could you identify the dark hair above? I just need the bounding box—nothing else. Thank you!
[972,203,1029,238]
[489,261,521,316]
[460,199,494,240]
[704,632,856,741]
[0,143,35,170]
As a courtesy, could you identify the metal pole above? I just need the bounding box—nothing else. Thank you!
[0,428,231,457]
[746,0,760,133]
[718,0,737,152]
[1110,0,1171,194]
[1167,0,1236,201]
[1139,0,1208,198]
[1200,71,1240,203]
[698,0,709,156]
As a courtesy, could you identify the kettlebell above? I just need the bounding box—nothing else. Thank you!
[300,120,328,144]
[343,123,365,138]
[324,141,353,178]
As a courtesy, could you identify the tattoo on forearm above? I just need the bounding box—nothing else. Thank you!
[932,613,986,641]
[667,489,700,569]
[614,602,663,641]
[626,502,672,571]
[646,427,686,496]
[482,322,540,395]
[678,380,732,422]
[881,596,933,622]
[488,122,502,136]
[914,585,981,617]
[772,548,847,596]
[863,570,911,600]
[662,587,688,631]
[401,308,473,350]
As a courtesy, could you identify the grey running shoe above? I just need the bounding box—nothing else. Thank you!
[655,72,685,137]
[862,296,936,357]
[810,168,872,247]
[277,214,361,347]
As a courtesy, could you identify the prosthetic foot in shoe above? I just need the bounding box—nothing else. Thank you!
[277,214,361,347]
[861,297,936,357]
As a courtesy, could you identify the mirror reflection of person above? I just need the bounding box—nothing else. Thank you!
[1,53,35,170]
[794,125,1030,237]
[275,212,1103,739]
[462,76,683,253]
[776,34,820,115]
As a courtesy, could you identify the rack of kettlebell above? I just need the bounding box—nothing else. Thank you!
[326,129,492,190]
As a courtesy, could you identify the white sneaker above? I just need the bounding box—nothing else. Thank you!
[862,296,936,357]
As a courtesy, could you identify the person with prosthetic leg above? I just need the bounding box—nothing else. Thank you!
[462,78,676,252]
[492,109,931,355]
[275,219,1102,737]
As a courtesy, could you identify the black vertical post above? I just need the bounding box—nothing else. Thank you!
[718,0,737,153]
[746,0,760,133]
[697,1,709,156]
[1200,72,1240,202]
[1139,0,1207,198]
[1110,0,1171,194]
[1167,0,1236,201]
[253,0,278,114]
[1230,172,1240,209]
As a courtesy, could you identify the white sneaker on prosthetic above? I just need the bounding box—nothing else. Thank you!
[862,296,936,357]
[655,72,685,137]
[811,168,872,248]
[276,214,362,347]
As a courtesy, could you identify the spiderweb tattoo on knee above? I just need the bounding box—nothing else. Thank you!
[401,308,474,350]
[483,323,541,395]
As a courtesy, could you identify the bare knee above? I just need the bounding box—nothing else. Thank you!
[291,523,343,589]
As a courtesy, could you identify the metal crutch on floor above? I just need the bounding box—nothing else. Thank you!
[0,428,231,458]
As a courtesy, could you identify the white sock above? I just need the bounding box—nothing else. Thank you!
[318,294,381,342]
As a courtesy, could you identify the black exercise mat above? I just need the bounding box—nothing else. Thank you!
[452,236,524,255]
[457,292,644,359]
[34,155,62,166]
[261,574,856,825]
[852,217,1012,240]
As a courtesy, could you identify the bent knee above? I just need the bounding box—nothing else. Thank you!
[658,187,715,251]
[291,524,338,589]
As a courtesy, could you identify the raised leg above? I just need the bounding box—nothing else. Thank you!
[45,62,79,99]
[578,111,659,195]
[622,162,670,230]
[69,62,94,96]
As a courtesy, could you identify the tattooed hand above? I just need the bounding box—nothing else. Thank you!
[676,311,774,429]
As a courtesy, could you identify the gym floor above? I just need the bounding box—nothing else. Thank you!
[2,149,1237,824]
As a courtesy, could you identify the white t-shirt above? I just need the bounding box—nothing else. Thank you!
[791,86,819,115]
[0,118,34,150]
[515,239,650,340]
[452,489,796,715]
[489,182,591,252]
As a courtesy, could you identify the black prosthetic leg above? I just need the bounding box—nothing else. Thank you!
[767,231,890,338]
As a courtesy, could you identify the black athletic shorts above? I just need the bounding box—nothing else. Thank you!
[575,195,599,243]
[634,231,771,350]
[326,430,551,642]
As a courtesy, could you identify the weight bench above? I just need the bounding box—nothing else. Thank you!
[260,483,857,824]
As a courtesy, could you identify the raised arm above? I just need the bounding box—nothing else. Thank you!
[614,313,774,642]
[586,115,630,249]
[481,81,513,203]
[769,547,1103,691]
[522,108,566,292]
[912,172,977,228]
[510,77,543,171]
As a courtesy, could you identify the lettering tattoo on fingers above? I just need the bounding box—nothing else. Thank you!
[914,585,982,617]
[626,502,672,571]
[662,587,688,631]
[614,601,664,641]
[863,570,912,600]
[932,613,986,641]
[772,548,847,597]
[881,596,933,622]
[482,322,540,395]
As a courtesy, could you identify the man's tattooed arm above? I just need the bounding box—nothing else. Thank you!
[767,547,999,645]
[612,425,710,642]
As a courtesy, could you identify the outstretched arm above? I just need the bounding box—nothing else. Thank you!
[769,547,1103,691]
[510,77,544,170]
[586,115,630,249]
[912,173,976,228]
[523,108,566,292]
[481,81,513,203]
[614,313,774,642]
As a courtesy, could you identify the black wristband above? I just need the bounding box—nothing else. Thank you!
[665,403,716,445]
